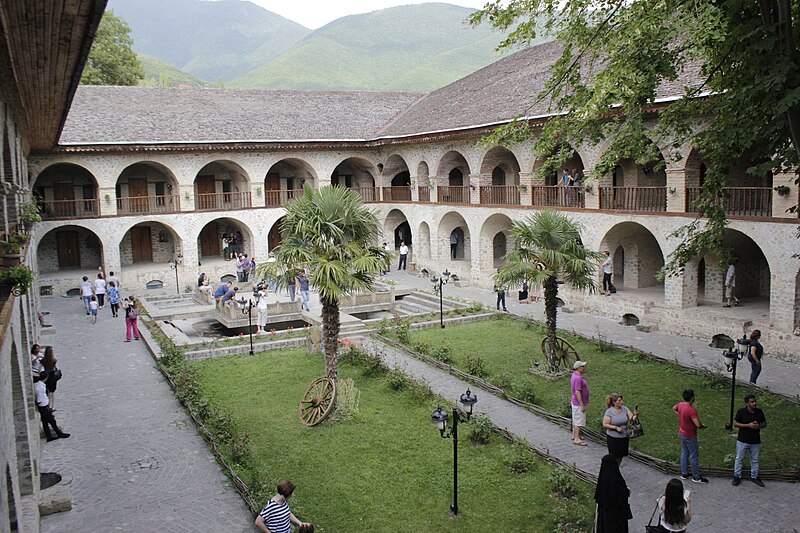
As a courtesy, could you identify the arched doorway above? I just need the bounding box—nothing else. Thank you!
[439,212,471,262]
[33,163,99,219]
[331,157,378,202]
[116,162,180,215]
[194,160,251,211]
[37,225,104,273]
[264,158,317,207]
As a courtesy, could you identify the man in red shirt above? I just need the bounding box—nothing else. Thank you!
[673,389,709,483]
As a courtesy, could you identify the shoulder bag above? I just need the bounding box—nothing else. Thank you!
[645,501,661,533]
[628,416,644,439]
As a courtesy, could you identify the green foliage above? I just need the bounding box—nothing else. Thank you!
[332,378,361,422]
[377,318,392,336]
[387,369,409,391]
[340,345,386,377]
[505,441,538,474]
[514,379,539,405]
[469,414,494,446]
[470,0,800,270]
[493,372,515,391]
[412,340,431,354]
[395,319,411,344]
[0,266,34,295]
[464,354,488,378]
[137,54,210,87]
[552,500,593,533]
[430,345,454,365]
[549,466,580,499]
[18,202,42,224]
[407,380,434,405]
[81,10,144,86]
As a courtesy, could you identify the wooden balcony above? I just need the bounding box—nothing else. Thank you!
[417,186,430,202]
[480,185,521,205]
[264,189,304,207]
[685,187,772,217]
[195,191,252,211]
[117,194,181,215]
[382,186,412,202]
[39,199,99,220]
[437,185,471,204]
[531,186,585,208]
[599,187,666,212]
[350,187,379,203]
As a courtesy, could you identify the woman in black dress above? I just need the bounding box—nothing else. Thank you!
[594,454,632,533]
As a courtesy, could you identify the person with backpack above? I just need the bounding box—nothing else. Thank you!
[123,297,140,342]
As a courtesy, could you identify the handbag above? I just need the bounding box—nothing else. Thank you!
[627,417,644,439]
[645,501,661,533]
[51,368,63,382]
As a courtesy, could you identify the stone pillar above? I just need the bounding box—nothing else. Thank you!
[430,179,439,203]
[519,172,533,206]
[179,185,194,212]
[663,268,697,309]
[470,173,490,204]
[102,238,122,278]
[98,187,117,216]
[772,171,797,219]
[251,184,266,208]
[665,167,685,213]
[410,176,419,202]
[583,167,600,210]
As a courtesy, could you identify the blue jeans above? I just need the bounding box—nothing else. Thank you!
[679,434,701,479]
[749,356,762,384]
[734,441,760,478]
[300,290,310,311]
[83,296,92,313]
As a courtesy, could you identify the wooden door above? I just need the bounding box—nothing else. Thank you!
[199,222,220,257]
[131,226,153,263]
[53,183,76,217]
[56,231,80,268]
[128,177,149,213]
[197,175,216,210]
[268,221,282,250]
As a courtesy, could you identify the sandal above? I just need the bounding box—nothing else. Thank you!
[573,440,587,446]
[722,304,731,308]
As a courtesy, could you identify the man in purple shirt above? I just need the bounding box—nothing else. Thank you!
[571,360,589,445]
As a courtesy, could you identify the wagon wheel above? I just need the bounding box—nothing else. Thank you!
[540,336,579,370]
[298,377,337,426]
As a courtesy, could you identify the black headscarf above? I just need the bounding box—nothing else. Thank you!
[595,454,629,509]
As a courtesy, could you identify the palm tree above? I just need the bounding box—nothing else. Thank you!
[261,185,391,381]
[494,210,601,371]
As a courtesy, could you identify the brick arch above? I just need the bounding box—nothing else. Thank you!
[599,222,664,291]
[531,145,585,185]
[478,213,514,275]
[264,157,318,198]
[383,208,412,249]
[435,150,471,183]
[437,211,471,263]
[417,221,431,261]
[35,224,105,274]
[331,157,378,192]
[479,146,521,185]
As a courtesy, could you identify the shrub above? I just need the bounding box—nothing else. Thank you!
[377,318,391,336]
[229,431,251,464]
[412,340,431,354]
[387,369,409,391]
[395,319,411,344]
[505,442,537,474]
[332,378,361,422]
[515,380,539,405]
[552,500,592,533]
[549,466,580,499]
[493,372,514,391]
[408,380,433,405]
[469,414,493,446]
[209,410,237,444]
[341,345,386,376]
[465,354,488,378]
[431,345,454,365]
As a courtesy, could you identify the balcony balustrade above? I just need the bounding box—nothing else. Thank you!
[39,198,99,220]
[480,185,521,205]
[350,187,379,203]
[599,186,666,212]
[531,186,585,208]
[117,194,181,215]
[418,186,430,202]
[195,191,252,211]
[264,189,304,207]
[382,186,412,202]
[685,187,772,217]
[437,185,471,204]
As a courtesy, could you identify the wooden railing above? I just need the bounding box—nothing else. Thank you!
[599,187,666,212]
[437,185,471,204]
[195,191,252,211]
[531,186,585,208]
[39,199,99,220]
[350,187,379,203]
[382,187,412,202]
[685,187,772,217]
[480,185,521,205]
[418,186,430,202]
[264,189,304,207]
[117,194,181,215]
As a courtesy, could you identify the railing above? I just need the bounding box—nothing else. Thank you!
[382,186,412,202]
[350,187,379,203]
[599,186,666,212]
[117,194,181,215]
[418,186,430,202]
[685,187,772,217]
[195,191,252,211]
[264,189,304,207]
[480,185,521,205]
[39,199,99,220]
[531,186,585,208]
[437,185,471,204]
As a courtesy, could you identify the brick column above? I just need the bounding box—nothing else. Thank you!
[582,167,600,210]
[772,171,797,218]
[665,166,686,213]
[469,173,485,204]
[98,186,117,216]
[519,172,533,206]
[663,268,697,309]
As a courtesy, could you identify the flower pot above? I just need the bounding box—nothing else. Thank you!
[1,254,23,267]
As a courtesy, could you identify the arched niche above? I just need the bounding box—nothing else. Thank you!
[116,162,180,215]
[120,221,182,267]
[599,222,665,293]
[417,222,431,260]
[264,158,317,207]
[36,225,104,273]
[478,213,514,274]
[33,163,99,220]
[384,209,412,249]
[194,160,252,211]
[439,212,471,262]
[331,157,378,202]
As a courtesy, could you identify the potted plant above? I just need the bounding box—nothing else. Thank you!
[0,233,27,266]
[774,185,791,196]
[0,265,34,297]
[18,201,42,229]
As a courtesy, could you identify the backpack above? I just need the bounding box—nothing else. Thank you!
[128,306,138,319]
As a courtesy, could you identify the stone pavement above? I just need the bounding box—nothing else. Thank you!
[38,296,253,533]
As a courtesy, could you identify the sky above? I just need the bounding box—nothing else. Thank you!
[246,0,489,29]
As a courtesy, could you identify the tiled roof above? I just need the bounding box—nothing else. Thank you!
[60,41,703,146]
[59,86,424,144]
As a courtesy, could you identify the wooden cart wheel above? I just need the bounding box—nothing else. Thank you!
[540,336,579,370]
[298,377,337,426]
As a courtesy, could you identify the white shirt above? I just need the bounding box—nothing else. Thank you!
[657,496,688,532]
[725,264,736,286]
[35,380,49,407]
[602,257,613,274]
[399,244,408,255]
[94,278,107,294]
[80,281,94,296]
[90,300,99,311]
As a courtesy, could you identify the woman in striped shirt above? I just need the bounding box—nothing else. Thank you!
[255,481,310,533]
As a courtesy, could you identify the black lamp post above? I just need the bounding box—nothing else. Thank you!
[722,334,750,431]
[430,268,451,329]
[430,388,477,515]
[168,254,183,295]
[237,295,257,356]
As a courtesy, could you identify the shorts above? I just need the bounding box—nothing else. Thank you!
[571,403,586,427]
[91,309,98,316]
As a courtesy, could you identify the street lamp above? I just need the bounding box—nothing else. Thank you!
[430,387,477,515]
[168,254,183,295]
[430,268,451,329]
[722,334,750,431]
[237,294,258,356]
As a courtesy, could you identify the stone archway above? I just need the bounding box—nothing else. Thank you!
[264,158,317,207]
[37,225,104,273]
[194,160,252,211]
[384,209,413,250]
[33,163,99,220]
[439,211,471,262]
[116,161,180,215]
[478,213,514,275]
[600,222,665,294]
[417,222,431,260]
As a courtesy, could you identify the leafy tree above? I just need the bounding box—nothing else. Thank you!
[470,1,800,272]
[81,10,144,86]
[261,185,391,381]
[494,210,601,371]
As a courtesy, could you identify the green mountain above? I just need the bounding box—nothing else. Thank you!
[138,54,211,87]
[229,4,512,92]
[107,0,311,82]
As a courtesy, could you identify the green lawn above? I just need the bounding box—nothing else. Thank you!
[192,348,594,532]
[398,316,800,470]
